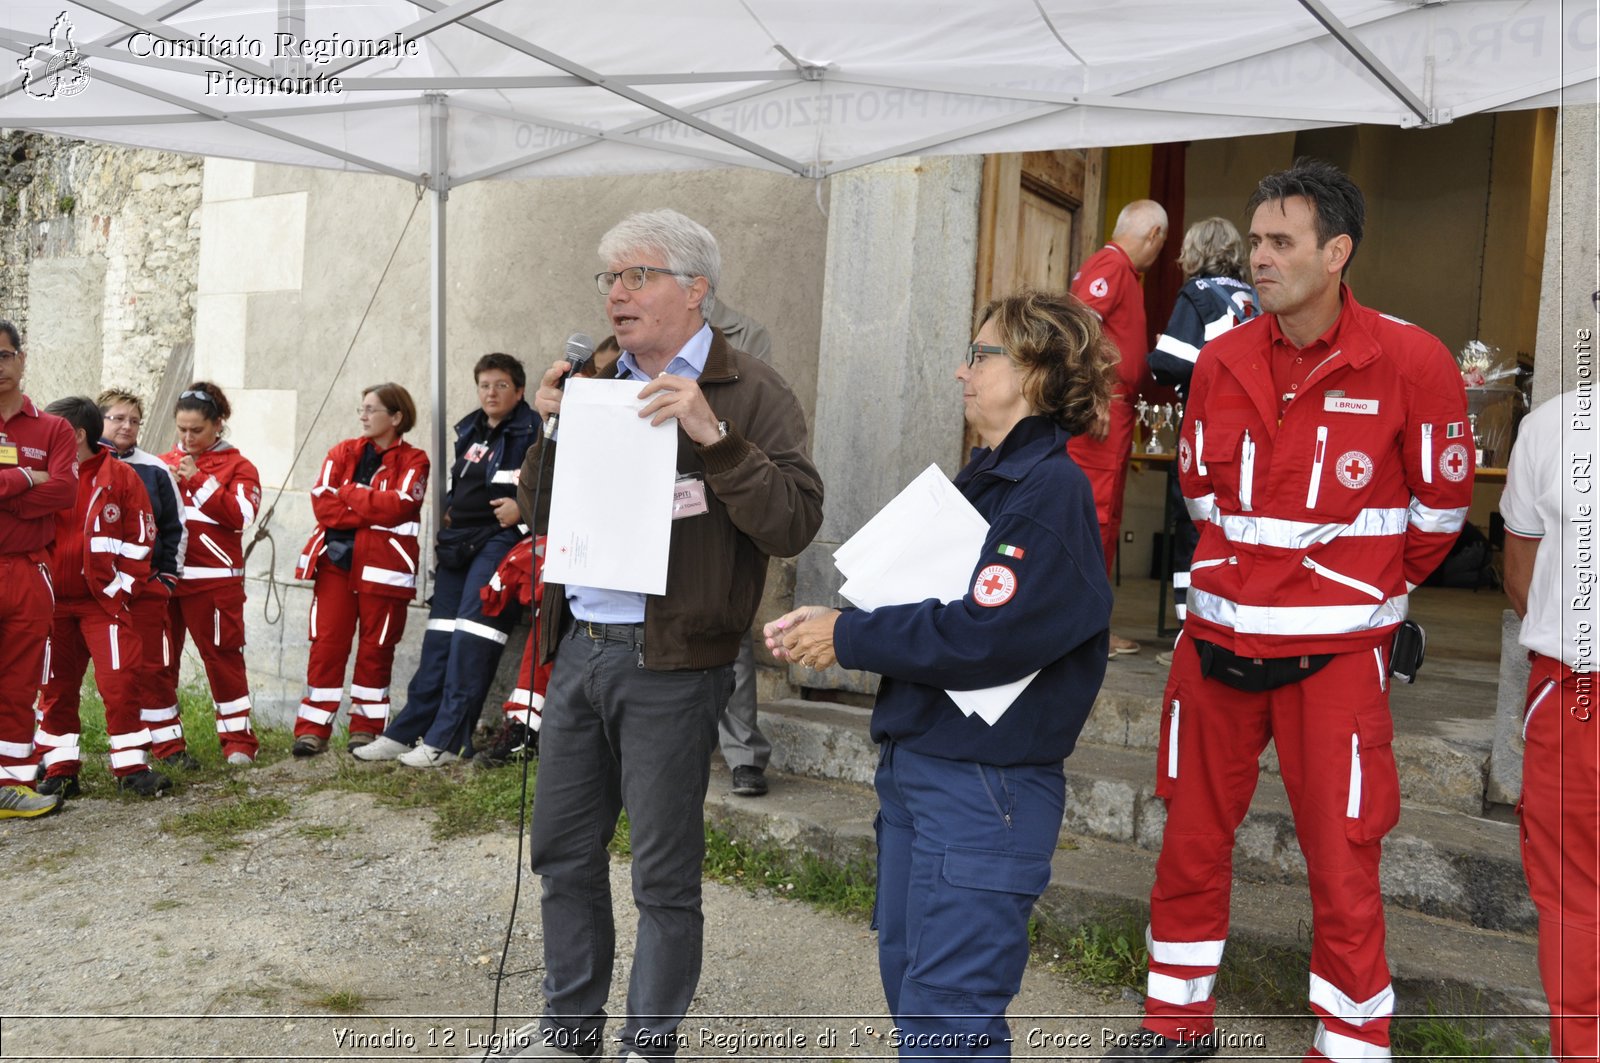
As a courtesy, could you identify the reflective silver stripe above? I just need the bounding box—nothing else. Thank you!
[1147,971,1216,1007]
[1167,700,1180,779]
[41,741,81,766]
[1346,734,1362,818]
[1309,974,1395,1026]
[1306,426,1328,508]
[216,696,251,713]
[1303,558,1386,601]
[374,521,421,536]
[1188,590,1408,636]
[491,469,519,484]
[1312,1022,1392,1062]
[183,505,219,525]
[216,715,254,733]
[426,619,454,633]
[321,459,335,487]
[1216,508,1408,550]
[350,683,388,700]
[214,608,221,645]
[0,764,38,781]
[1523,679,1557,741]
[297,704,337,725]
[109,747,149,769]
[101,571,136,599]
[388,537,417,572]
[306,686,343,702]
[109,623,122,672]
[1188,556,1232,572]
[1238,430,1255,512]
[90,536,151,559]
[1193,419,1207,476]
[1145,926,1225,968]
[1420,423,1434,485]
[1202,313,1235,341]
[505,707,535,726]
[399,469,417,495]
[378,610,391,646]
[198,532,233,567]
[348,702,391,719]
[181,566,244,580]
[309,596,319,639]
[1172,571,1191,589]
[1373,647,1386,693]
[457,619,510,645]
[507,688,533,707]
[141,706,180,723]
[360,565,417,589]
[1155,333,1201,362]
[148,724,183,743]
[237,485,257,526]
[1407,498,1467,534]
[1184,493,1217,524]
[191,475,221,508]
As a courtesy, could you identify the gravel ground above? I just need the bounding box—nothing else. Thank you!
[0,753,1283,1062]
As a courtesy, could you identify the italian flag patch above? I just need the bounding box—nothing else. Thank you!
[997,544,1025,559]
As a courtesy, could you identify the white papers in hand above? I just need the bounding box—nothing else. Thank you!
[543,378,677,595]
[832,463,1038,725]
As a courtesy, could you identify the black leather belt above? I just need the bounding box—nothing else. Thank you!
[571,620,645,647]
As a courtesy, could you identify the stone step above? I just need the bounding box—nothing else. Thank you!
[704,762,1544,1034]
[759,698,1533,934]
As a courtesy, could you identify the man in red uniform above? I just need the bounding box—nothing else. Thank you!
[1069,199,1168,656]
[0,320,76,818]
[34,397,170,797]
[1106,159,1473,1062]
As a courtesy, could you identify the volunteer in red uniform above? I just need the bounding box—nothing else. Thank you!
[292,383,429,756]
[1503,388,1598,1063]
[159,382,263,765]
[98,387,197,772]
[1069,199,1167,656]
[473,534,553,769]
[34,397,170,798]
[1106,160,1473,1062]
[0,320,75,819]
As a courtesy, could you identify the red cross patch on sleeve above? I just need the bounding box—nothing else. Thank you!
[973,564,1017,607]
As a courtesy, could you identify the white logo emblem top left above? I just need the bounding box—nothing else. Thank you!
[19,13,91,99]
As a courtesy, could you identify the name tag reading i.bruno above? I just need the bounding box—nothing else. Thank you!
[1324,395,1379,415]
[673,474,708,519]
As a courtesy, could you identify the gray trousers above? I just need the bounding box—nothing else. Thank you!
[716,634,770,771]
[529,629,733,1061]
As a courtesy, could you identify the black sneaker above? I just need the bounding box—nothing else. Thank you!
[159,750,202,772]
[474,720,536,770]
[292,735,328,758]
[1100,1029,1217,1060]
[37,774,80,799]
[116,768,173,797]
[730,765,768,797]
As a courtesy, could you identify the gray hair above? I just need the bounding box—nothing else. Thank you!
[598,209,721,316]
[1111,199,1168,241]
[1177,217,1248,282]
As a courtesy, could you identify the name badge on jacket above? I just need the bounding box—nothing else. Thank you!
[1324,395,1379,415]
[673,474,708,519]
[463,442,489,463]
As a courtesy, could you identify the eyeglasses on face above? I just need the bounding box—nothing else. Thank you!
[477,380,516,393]
[966,343,1006,369]
[595,265,691,294]
[357,405,391,417]
[105,414,142,426]
[0,349,20,363]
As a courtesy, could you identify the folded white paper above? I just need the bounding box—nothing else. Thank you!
[833,463,1037,724]
[543,378,677,595]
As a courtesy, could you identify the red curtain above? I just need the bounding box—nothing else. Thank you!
[1141,141,1187,403]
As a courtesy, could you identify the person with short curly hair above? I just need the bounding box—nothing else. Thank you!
[769,288,1114,1057]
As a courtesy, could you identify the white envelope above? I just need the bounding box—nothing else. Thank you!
[543,378,677,595]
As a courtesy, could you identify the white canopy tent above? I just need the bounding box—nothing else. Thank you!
[1,0,1593,528]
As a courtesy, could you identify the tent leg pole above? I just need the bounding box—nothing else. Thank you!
[429,182,448,545]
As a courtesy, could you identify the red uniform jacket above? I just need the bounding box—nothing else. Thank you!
[295,437,430,599]
[50,446,154,614]
[1069,243,1148,476]
[161,441,262,594]
[0,397,78,556]
[482,535,552,706]
[1178,288,1474,657]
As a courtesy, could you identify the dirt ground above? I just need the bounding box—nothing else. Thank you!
[0,752,1287,1062]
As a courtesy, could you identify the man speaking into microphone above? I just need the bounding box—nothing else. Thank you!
[510,209,823,1062]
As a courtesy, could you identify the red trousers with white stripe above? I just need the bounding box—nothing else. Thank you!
[162,582,258,759]
[129,581,187,760]
[296,565,410,741]
[36,597,149,779]
[1145,637,1400,1060]
[1519,654,1600,1063]
[0,552,53,787]
[499,627,549,730]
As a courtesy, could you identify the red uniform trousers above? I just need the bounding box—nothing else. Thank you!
[128,581,187,760]
[295,565,410,741]
[1519,653,1600,1063]
[1067,399,1134,577]
[35,597,150,779]
[0,552,53,786]
[161,582,258,759]
[1146,636,1401,1060]
[499,627,549,730]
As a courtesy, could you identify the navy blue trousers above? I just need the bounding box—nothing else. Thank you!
[875,741,1065,1061]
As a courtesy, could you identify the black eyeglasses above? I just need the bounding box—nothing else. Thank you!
[0,349,20,363]
[966,343,1006,369]
[595,265,692,294]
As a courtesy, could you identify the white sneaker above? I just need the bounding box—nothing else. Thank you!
[351,735,410,762]
[225,751,254,766]
[397,743,458,768]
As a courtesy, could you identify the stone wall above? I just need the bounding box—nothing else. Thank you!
[0,131,201,413]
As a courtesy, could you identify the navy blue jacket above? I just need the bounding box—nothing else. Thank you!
[446,400,540,517]
[109,442,186,583]
[834,416,1111,766]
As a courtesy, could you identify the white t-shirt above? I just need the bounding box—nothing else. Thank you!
[1500,389,1599,670]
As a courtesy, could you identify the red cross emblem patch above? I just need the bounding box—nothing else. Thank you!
[103,502,121,523]
[973,564,1017,608]
[1088,277,1109,299]
[1440,443,1470,482]
[1334,450,1373,489]
[1177,436,1193,473]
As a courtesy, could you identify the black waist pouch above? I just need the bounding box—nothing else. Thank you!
[1195,639,1334,693]
[435,523,499,569]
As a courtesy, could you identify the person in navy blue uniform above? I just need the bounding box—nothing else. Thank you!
[356,352,540,767]
[768,290,1115,1060]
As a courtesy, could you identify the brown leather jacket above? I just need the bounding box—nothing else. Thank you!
[518,328,823,671]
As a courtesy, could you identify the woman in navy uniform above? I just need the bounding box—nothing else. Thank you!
[769,290,1115,1060]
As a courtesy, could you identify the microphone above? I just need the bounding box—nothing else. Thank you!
[542,332,596,439]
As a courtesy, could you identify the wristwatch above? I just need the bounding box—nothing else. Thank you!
[716,419,729,440]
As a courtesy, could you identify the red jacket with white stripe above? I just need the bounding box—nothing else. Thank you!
[1178,288,1474,658]
[295,437,430,599]
[50,446,154,615]
[161,441,263,595]
[481,535,552,714]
